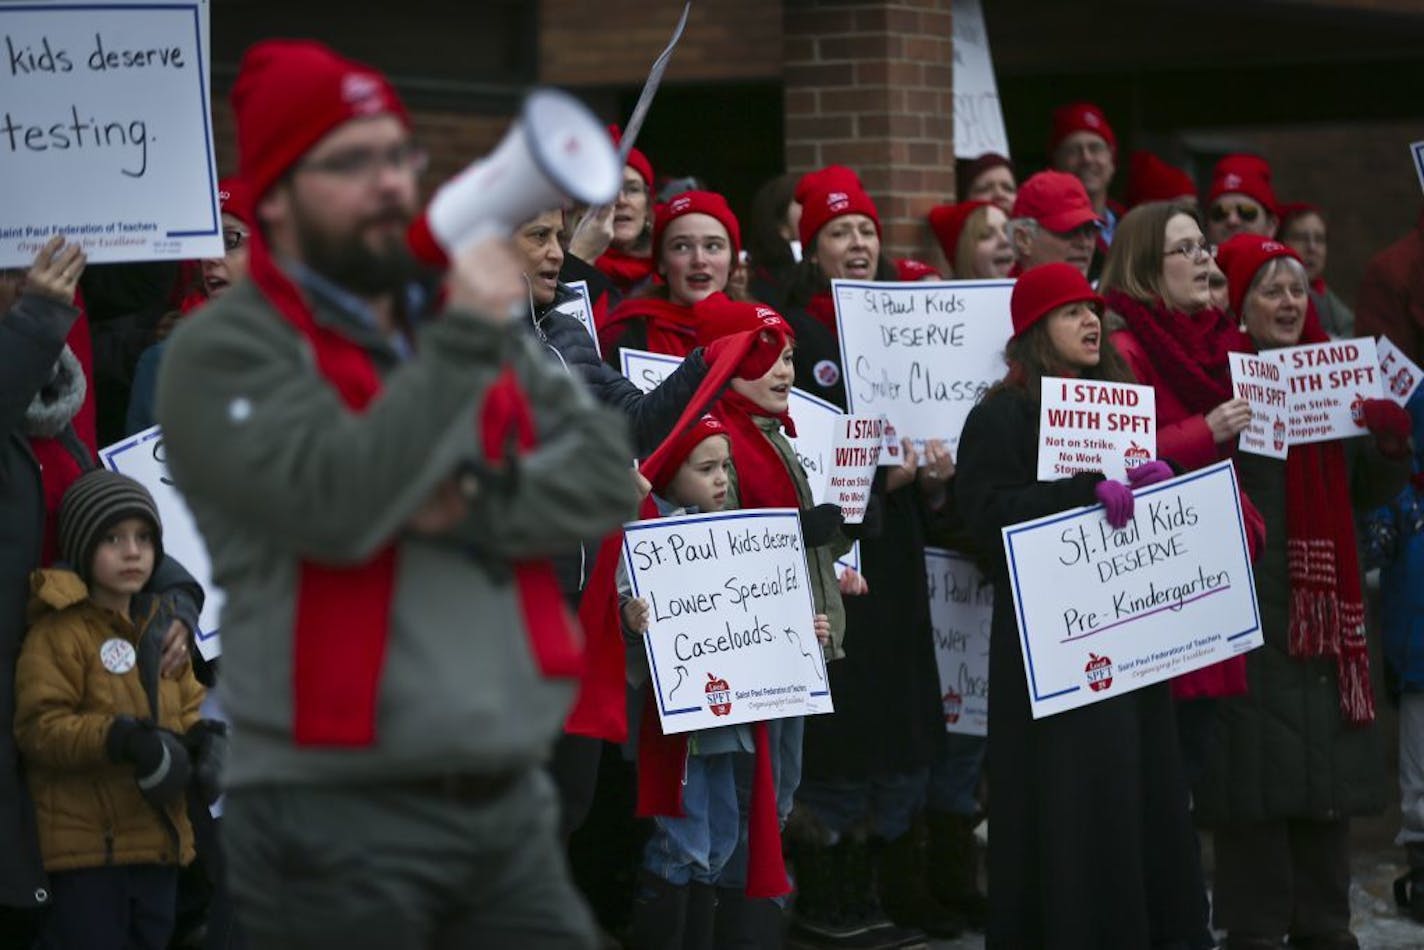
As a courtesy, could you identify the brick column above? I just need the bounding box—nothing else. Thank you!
[783,0,954,264]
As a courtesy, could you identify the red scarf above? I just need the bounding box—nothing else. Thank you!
[1105,290,1249,414]
[247,232,582,746]
[595,247,656,295]
[1278,305,1373,726]
[806,292,838,342]
[597,297,698,358]
[712,390,801,509]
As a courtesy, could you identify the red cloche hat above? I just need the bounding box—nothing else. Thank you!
[1009,261,1103,340]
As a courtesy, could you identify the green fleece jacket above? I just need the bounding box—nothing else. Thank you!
[154,276,638,787]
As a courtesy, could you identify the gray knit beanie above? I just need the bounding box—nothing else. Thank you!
[58,470,163,581]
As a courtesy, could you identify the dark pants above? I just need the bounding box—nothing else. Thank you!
[0,906,45,950]
[222,768,596,950]
[37,864,177,950]
[1212,818,1352,939]
[549,732,603,839]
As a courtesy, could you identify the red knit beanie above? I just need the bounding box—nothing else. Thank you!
[217,177,255,228]
[651,415,731,492]
[1206,154,1278,215]
[1048,101,1117,157]
[694,292,794,347]
[794,165,863,207]
[928,200,992,264]
[1220,234,1301,318]
[797,181,881,253]
[230,40,410,200]
[653,190,742,268]
[1009,262,1103,340]
[609,125,654,190]
[1125,152,1196,207]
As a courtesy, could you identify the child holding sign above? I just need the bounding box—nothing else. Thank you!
[955,263,1204,947]
[620,415,831,948]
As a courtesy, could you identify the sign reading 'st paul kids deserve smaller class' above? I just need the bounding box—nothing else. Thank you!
[0,1,221,267]
[1001,460,1263,719]
[833,279,1013,458]
[926,548,991,737]
[1036,378,1156,481]
[623,509,833,734]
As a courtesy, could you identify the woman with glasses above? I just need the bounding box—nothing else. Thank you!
[591,126,657,308]
[1199,235,1408,950]
[1279,202,1354,339]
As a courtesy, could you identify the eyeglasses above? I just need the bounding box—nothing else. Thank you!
[1163,240,1215,262]
[222,229,249,252]
[1208,203,1261,224]
[297,142,429,182]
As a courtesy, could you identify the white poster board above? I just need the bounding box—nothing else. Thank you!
[620,347,862,573]
[1280,337,1383,445]
[834,278,1013,459]
[1411,140,1424,197]
[624,509,833,733]
[925,548,991,736]
[100,425,222,659]
[552,280,599,357]
[1001,460,1262,719]
[1377,335,1423,406]
[1229,353,1290,460]
[1037,378,1156,481]
[0,1,222,267]
[950,0,1010,159]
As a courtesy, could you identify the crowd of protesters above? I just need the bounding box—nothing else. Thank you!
[4,37,1424,950]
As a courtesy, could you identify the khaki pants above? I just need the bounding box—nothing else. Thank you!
[223,768,596,950]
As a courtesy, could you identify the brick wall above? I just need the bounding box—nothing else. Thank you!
[782,0,955,263]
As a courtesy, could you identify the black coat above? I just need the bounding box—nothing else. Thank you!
[955,386,1204,948]
[1194,442,1406,825]
[781,303,847,409]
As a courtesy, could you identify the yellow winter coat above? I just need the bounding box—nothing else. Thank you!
[14,569,203,871]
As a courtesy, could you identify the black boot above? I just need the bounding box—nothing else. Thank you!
[873,830,964,939]
[628,872,688,950]
[713,888,786,949]
[683,883,718,950]
[925,810,987,930]
[787,833,925,949]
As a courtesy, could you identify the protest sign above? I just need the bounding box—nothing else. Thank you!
[1036,378,1156,481]
[826,416,885,524]
[0,1,221,267]
[624,509,833,732]
[1279,337,1383,445]
[1230,353,1289,460]
[1377,335,1423,406]
[551,279,599,356]
[950,0,1010,159]
[834,278,1013,459]
[100,426,222,659]
[1001,459,1262,719]
[1412,140,1424,196]
[620,346,677,395]
[925,548,991,737]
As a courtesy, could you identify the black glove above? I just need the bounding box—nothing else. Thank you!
[183,719,228,806]
[799,503,845,547]
[841,493,885,542]
[106,717,191,808]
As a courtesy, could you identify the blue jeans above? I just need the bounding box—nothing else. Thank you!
[797,767,929,842]
[718,716,804,893]
[928,732,986,816]
[642,752,741,886]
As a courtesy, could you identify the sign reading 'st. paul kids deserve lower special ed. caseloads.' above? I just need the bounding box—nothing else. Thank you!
[624,508,833,734]
[926,548,991,737]
[0,1,222,267]
[1001,460,1263,719]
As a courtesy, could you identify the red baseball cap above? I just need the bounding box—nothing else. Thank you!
[1048,102,1117,157]
[1009,262,1103,340]
[1012,171,1102,233]
[653,190,741,268]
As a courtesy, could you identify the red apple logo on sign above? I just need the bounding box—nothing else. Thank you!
[1123,442,1151,469]
[942,688,962,725]
[1392,368,1415,398]
[1350,393,1366,427]
[1085,653,1114,692]
[1273,418,1287,451]
[705,673,733,716]
[883,422,899,459]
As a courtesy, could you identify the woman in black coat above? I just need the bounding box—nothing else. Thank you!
[955,263,1204,948]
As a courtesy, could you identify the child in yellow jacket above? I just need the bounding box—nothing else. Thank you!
[14,470,210,950]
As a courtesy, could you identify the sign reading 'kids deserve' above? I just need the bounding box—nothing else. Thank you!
[0,1,221,266]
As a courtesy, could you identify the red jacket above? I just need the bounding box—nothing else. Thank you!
[1356,207,1424,364]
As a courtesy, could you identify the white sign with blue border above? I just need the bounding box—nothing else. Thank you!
[925,548,991,737]
[552,280,598,356]
[1001,459,1262,719]
[624,508,833,734]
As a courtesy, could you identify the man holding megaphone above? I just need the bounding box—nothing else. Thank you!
[156,40,640,950]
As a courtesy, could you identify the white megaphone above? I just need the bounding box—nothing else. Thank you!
[411,87,621,264]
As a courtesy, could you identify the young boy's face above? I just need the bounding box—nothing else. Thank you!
[665,436,732,512]
[90,517,156,598]
[729,344,795,415]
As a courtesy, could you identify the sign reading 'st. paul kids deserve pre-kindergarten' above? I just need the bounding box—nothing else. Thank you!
[624,509,833,734]
[1001,460,1263,719]
[833,279,1013,459]
[1036,378,1156,481]
[0,1,221,267]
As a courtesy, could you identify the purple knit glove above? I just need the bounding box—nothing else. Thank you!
[1126,460,1174,489]
[1094,479,1135,529]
